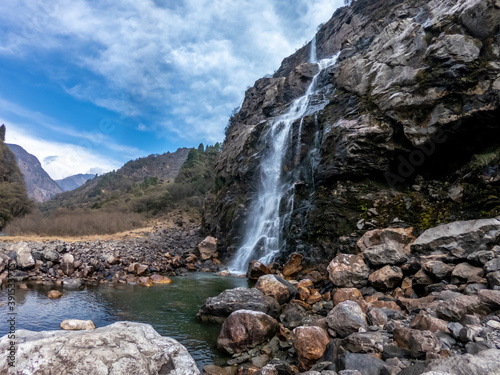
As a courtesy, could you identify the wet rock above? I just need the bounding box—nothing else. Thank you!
[326,301,367,338]
[47,290,62,299]
[247,260,271,281]
[150,274,172,284]
[203,365,228,375]
[0,321,200,374]
[197,287,280,324]
[137,277,153,287]
[411,219,500,260]
[425,349,500,375]
[357,228,413,266]
[327,254,370,288]
[333,288,363,306]
[368,265,403,290]
[60,319,95,330]
[62,278,82,289]
[197,236,217,260]
[217,310,278,355]
[255,274,297,305]
[436,295,488,322]
[282,253,304,278]
[293,326,330,371]
[16,242,35,270]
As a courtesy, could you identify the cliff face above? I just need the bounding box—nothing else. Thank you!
[56,174,96,192]
[204,0,500,265]
[7,144,63,202]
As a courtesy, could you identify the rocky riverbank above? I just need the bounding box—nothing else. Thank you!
[197,218,500,375]
[0,223,221,287]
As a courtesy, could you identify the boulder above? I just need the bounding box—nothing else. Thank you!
[337,352,389,375]
[326,300,367,338]
[16,242,35,270]
[357,228,413,266]
[293,326,330,371]
[451,263,484,284]
[410,311,449,333]
[150,274,172,284]
[217,310,278,355]
[368,265,403,290]
[478,289,500,309]
[42,249,59,263]
[282,253,304,278]
[60,253,75,276]
[0,322,200,374]
[425,349,500,375]
[393,327,441,358]
[62,278,83,289]
[333,288,363,306]
[422,261,453,280]
[196,287,280,324]
[254,274,297,305]
[137,277,153,287]
[247,260,271,280]
[197,236,218,260]
[411,219,500,259]
[436,295,489,322]
[342,332,385,354]
[47,290,62,299]
[60,319,95,330]
[327,254,370,288]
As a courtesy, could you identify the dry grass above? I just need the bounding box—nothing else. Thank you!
[3,208,145,238]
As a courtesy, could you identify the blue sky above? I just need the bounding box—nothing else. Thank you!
[0,0,343,179]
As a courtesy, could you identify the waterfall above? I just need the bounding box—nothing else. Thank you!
[228,42,340,274]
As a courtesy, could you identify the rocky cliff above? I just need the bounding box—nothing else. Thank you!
[7,144,63,202]
[204,0,500,266]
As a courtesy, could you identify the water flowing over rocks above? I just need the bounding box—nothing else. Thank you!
[0,322,200,374]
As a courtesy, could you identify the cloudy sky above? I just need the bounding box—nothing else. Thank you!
[0,0,343,179]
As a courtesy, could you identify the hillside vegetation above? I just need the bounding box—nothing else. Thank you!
[4,143,221,236]
[0,125,33,229]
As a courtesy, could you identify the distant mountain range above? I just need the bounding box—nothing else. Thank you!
[56,174,96,192]
[7,144,97,202]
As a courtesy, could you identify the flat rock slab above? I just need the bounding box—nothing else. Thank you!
[0,321,200,375]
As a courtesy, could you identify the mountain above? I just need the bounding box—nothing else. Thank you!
[43,147,194,211]
[0,126,33,227]
[7,143,63,202]
[204,0,500,265]
[56,174,96,192]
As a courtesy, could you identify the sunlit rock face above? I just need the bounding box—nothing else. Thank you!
[204,0,500,267]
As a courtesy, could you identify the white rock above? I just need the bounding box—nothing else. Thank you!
[60,319,95,330]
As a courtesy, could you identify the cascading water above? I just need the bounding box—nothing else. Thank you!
[229,37,340,274]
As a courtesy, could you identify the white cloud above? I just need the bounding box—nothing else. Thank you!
[5,124,122,180]
[0,0,345,143]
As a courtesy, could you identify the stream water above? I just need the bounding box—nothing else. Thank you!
[0,273,249,370]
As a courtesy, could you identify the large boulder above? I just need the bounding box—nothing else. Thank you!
[436,295,489,322]
[197,236,218,260]
[246,260,271,280]
[196,287,280,324]
[368,265,403,290]
[16,242,35,270]
[292,326,330,371]
[327,254,370,288]
[393,327,441,359]
[357,228,413,266]
[425,349,500,375]
[217,310,278,355]
[254,274,297,305]
[0,322,200,374]
[326,300,367,338]
[411,219,500,260]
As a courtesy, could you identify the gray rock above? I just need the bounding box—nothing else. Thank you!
[358,228,413,266]
[436,295,489,322]
[425,349,500,375]
[326,301,367,338]
[62,278,83,289]
[196,287,281,324]
[342,332,385,354]
[43,249,60,263]
[16,242,35,270]
[486,271,500,288]
[422,261,453,280]
[0,321,200,374]
[411,219,500,260]
[484,258,500,273]
[451,263,484,284]
[337,352,388,375]
[327,254,370,288]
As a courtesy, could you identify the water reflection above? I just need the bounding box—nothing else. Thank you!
[0,273,249,369]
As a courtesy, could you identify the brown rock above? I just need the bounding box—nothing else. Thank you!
[398,295,436,312]
[282,253,303,278]
[333,288,363,306]
[409,311,449,333]
[401,277,413,297]
[478,289,500,309]
[150,274,172,284]
[217,310,279,354]
[293,326,330,371]
[247,260,271,280]
[137,277,153,287]
[413,269,434,285]
[451,262,484,284]
[306,290,322,305]
[367,308,388,327]
[298,286,311,301]
[202,365,228,375]
[47,290,62,299]
[436,295,489,321]
[197,236,218,260]
[254,274,296,305]
[394,327,441,358]
[327,254,370,288]
[368,265,403,290]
